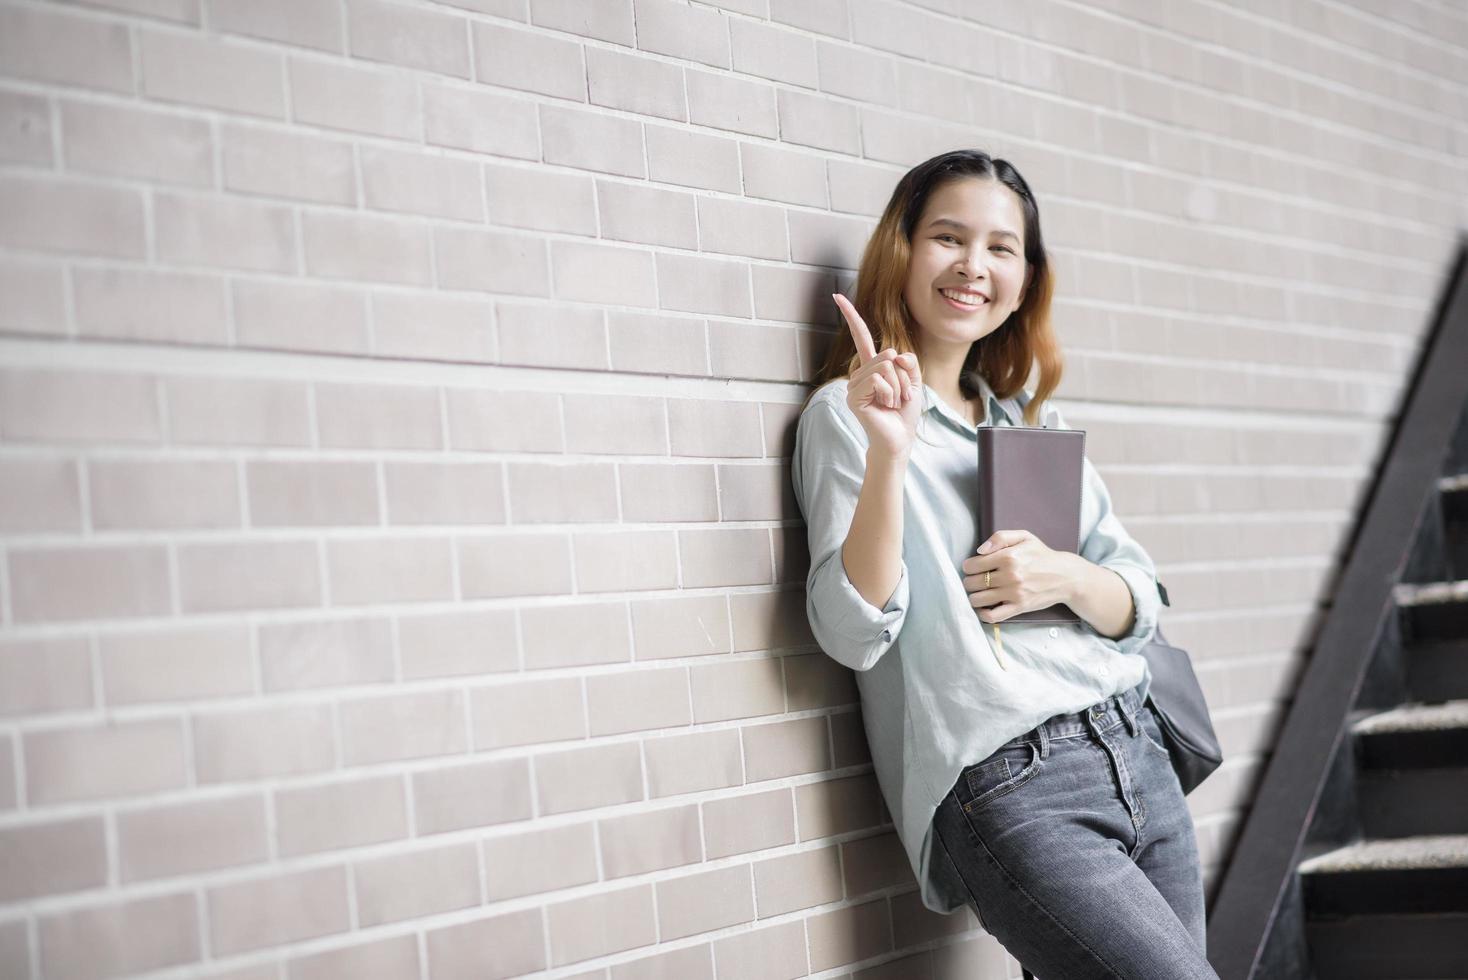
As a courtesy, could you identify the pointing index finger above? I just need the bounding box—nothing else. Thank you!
[832,293,877,365]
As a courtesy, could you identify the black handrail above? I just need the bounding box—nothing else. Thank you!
[1206,235,1468,979]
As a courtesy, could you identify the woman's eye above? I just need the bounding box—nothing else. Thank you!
[992,245,1013,253]
[938,235,958,243]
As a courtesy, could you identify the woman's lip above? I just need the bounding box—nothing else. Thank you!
[938,288,988,310]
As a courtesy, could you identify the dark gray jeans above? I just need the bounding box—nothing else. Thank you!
[931,680,1219,979]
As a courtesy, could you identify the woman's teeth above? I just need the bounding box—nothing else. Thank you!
[940,288,987,307]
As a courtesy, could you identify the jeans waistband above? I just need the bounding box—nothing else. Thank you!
[1001,679,1146,759]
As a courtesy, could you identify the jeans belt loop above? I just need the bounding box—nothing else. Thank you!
[1036,722,1050,760]
[1117,692,1139,737]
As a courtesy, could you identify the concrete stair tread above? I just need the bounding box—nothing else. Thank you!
[1298,834,1468,875]
[1393,580,1468,606]
[1351,699,1468,734]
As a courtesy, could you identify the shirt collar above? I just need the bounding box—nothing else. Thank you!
[922,372,1015,431]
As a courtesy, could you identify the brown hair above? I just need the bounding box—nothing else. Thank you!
[802,149,1062,437]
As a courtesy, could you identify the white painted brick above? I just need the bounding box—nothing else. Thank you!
[346,0,471,78]
[816,39,899,107]
[0,257,66,336]
[776,88,860,153]
[597,178,699,248]
[398,607,517,678]
[423,80,540,158]
[193,703,336,783]
[710,321,804,381]
[550,239,658,306]
[372,289,497,362]
[25,719,188,805]
[302,211,433,286]
[0,175,146,259]
[542,103,647,178]
[740,141,827,207]
[697,196,789,260]
[655,252,751,317]
[685,68,777,138]
[100,624,254,706]
[472,21,586,100]
[0,817,107,903]
[587,46,687,121]
[326,537,455,606]
[232,279,369,354]
[730,18,817,88]
[0,635,92,717]
[0,458,82,533]
[10,544,172,623]
[165,376,312,447]
[258,615,394,691]
[435,227,551,295]
[139,28,286,118]
[89,457,241,529]
[634,0,731,69]
[645,123,742,192]
[73,266,229,345]
[61,98,212,187]
[0,5,133,94]
[289,57,419,139]
[486,161,598,235]
[531,0,636,46]
[211,0,344,53]
[608,310,710,375]
[154,191,297,273]
[117,793,268,881]
[0,89,52,166]
[495,301,605,368]
[39,891,201,979]
[771,0,849,38]
[339,690,468,765]
[222,123,357,205]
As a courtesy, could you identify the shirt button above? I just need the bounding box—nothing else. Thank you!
[1048,627,1058,638]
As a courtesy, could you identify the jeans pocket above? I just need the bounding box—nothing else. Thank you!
[1138,704,1172,759]
[961,738,1042,815]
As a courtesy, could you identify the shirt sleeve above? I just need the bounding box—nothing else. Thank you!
[1047,401,1162,658]
[791,396,909,672]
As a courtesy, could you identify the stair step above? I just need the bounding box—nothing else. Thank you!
[1407,638,1468,702]
[1307,913,1468,979]
[1351,699,1468,769]
[1359,768,1468,837]
[1299,834,1468,916]
[1395,580,1468,641]
[1444,475,1468,582]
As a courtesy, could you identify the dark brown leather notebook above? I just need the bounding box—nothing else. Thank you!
[974,424,1086,625]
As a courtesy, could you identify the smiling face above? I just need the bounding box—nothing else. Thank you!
[902,177,1032,353]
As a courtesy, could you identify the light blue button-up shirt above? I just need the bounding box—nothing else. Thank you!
[791,373,1163,915]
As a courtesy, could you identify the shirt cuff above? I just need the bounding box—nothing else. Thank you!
[832,558,909,646]
[1088,562,1160,659]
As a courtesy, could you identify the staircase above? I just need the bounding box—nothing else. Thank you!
[1206,238,1468,979]
[1296,578,1468,976]
[1294,429,1468,977]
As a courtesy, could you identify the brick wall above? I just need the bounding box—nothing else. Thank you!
[0,0,1464,977]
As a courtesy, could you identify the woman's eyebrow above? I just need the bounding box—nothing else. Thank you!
[927,217,1020,242]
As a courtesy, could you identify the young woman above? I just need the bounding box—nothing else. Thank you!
[791,149,1218,979]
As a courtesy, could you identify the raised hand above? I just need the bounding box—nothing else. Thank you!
[833,292,923,461]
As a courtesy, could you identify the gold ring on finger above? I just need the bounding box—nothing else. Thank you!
[984,571,991,588]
